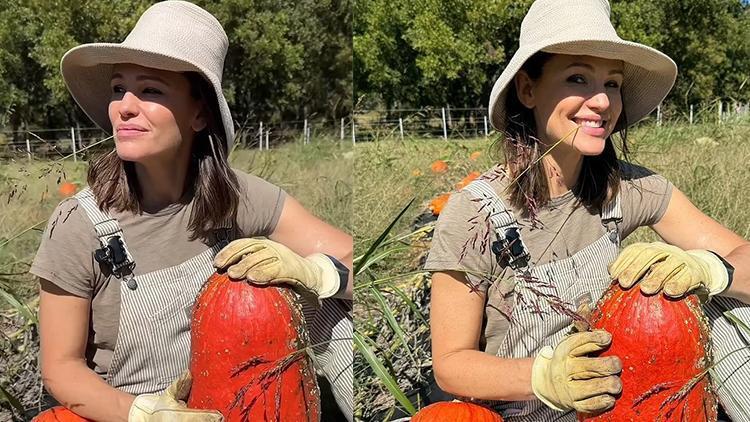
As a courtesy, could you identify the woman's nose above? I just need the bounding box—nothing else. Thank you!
[117,91,140,118]
[585,91,611,112]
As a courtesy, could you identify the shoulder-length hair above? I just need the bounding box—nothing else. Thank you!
[500,51,630,216]
[87,71,240,242]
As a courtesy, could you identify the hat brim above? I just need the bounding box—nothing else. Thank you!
[488,39,677,133]
[60,43,235,147]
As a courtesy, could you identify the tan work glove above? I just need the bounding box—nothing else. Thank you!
[129,371,223,421]
[213,237,341,298]
[531,330,622,413]
[609,242,729,297]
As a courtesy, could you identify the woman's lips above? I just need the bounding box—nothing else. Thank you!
[116,128,148,138]
[580,125,606,137]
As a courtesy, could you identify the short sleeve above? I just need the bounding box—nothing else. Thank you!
[423,190,502,293]
[233,170,287,237]
[30,198,101,298]
[619,162,674,238]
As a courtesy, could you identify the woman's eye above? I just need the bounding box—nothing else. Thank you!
[606,80,621,89]
[111,85,125,93]
[567,75,586,84]
[143,87,163,95]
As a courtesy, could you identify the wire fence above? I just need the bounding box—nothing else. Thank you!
[352,101,750,142]
[1,100,749,160]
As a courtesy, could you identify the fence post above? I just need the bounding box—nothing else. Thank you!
[26,137,31,161]
[656,105,661,126]
[689,105,693,125]
[258,122,263,150]
[718,102,723,124]
[303,119,308,144]
[446,105,452,127]
[70,127,77,162]
[484,115,489,137]
[352,120,356,145]
[441,107,448,140]
[265,130,270,150]
[340,117,345,140]
[399,118,404,140]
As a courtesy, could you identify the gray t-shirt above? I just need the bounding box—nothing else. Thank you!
[423,161,673,354]
[30,169,285,376]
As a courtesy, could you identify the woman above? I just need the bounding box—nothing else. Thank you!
[424,0,750,420]
[31,2,353,421]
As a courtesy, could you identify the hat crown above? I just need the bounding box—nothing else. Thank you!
[520,0,619,48]
[122,0,228,82]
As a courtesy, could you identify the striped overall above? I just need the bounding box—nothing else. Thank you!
[464,179,622,421]
[75,188,353,419]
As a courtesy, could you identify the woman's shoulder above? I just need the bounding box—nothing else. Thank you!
[618,160,666,182]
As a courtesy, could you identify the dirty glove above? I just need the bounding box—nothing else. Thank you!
[213,237,342,298]
[531,330,622,413]
[129,371,223,421]
[609,242,729,298]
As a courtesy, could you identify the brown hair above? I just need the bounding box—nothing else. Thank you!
[88,71,240,242]
[501,52,629,217]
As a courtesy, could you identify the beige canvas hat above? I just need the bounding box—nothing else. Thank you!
[488,0,677,132]
[60,0,235,148]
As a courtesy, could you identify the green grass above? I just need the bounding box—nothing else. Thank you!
[352,120,750,419]
[0,137,351,419]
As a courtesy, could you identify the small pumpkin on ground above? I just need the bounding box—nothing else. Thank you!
[411,401,504,421]
[58,182,77,198]
[188,272,320,421]
[430,160,448,173]
[455,171,481,190]
[32,406,91,422]
[428,193,451,216]
[577,283,717,421]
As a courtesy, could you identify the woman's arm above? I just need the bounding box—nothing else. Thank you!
[39,279,135,421]
[269,195,353,299]
[431,271,535,400]
[651,187,750,303]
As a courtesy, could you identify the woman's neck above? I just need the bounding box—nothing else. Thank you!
[134,156,191,212]
[542,147,583,198]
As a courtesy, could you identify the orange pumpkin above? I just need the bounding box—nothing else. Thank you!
[577,283,717,421]
[58,182,77,198]
[469,151,482,161]
[430,160,448,173]
[429,193,451,216]
[32,406,91,422]
[455,171,481,190]
[188,272,320,421]
[412,401,503,421]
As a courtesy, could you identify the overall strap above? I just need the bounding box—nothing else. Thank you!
[75,188,137,289]
[463,179,531,271]
[599,191,623,245]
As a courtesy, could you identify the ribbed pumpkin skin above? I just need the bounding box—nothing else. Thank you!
[578,283,717,421]
[187,272,320,421]
[32,407,91,422]
[412,401,504,421]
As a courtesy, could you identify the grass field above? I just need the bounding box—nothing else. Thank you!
[0,138,352,419]
[353,120,750,419]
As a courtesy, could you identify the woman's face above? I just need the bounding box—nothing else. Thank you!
[515,54,624,156]
[108,63,206,165]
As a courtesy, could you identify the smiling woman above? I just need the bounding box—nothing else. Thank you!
[29,1,353,421]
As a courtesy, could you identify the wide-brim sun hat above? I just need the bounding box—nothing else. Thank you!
[60,0,235,149]
[488,0,677,133]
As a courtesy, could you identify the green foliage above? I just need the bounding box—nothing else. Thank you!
[354,0,750,110]
[0,0,351,133]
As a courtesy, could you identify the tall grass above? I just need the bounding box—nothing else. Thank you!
[353,121,750,419]
[0,137,351,419]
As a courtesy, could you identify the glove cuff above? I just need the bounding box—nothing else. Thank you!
[130,394,160,419]
[531,346,567,412]
[687,250,730,296]
[306,253,343,298]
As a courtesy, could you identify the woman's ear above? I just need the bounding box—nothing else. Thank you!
[514,70,536,109]
[191,104,208,133]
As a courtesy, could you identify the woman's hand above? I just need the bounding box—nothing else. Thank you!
[129,371,223,421]
[531,330,622,414]
[213,237,343,298]
[609,242,729,297]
